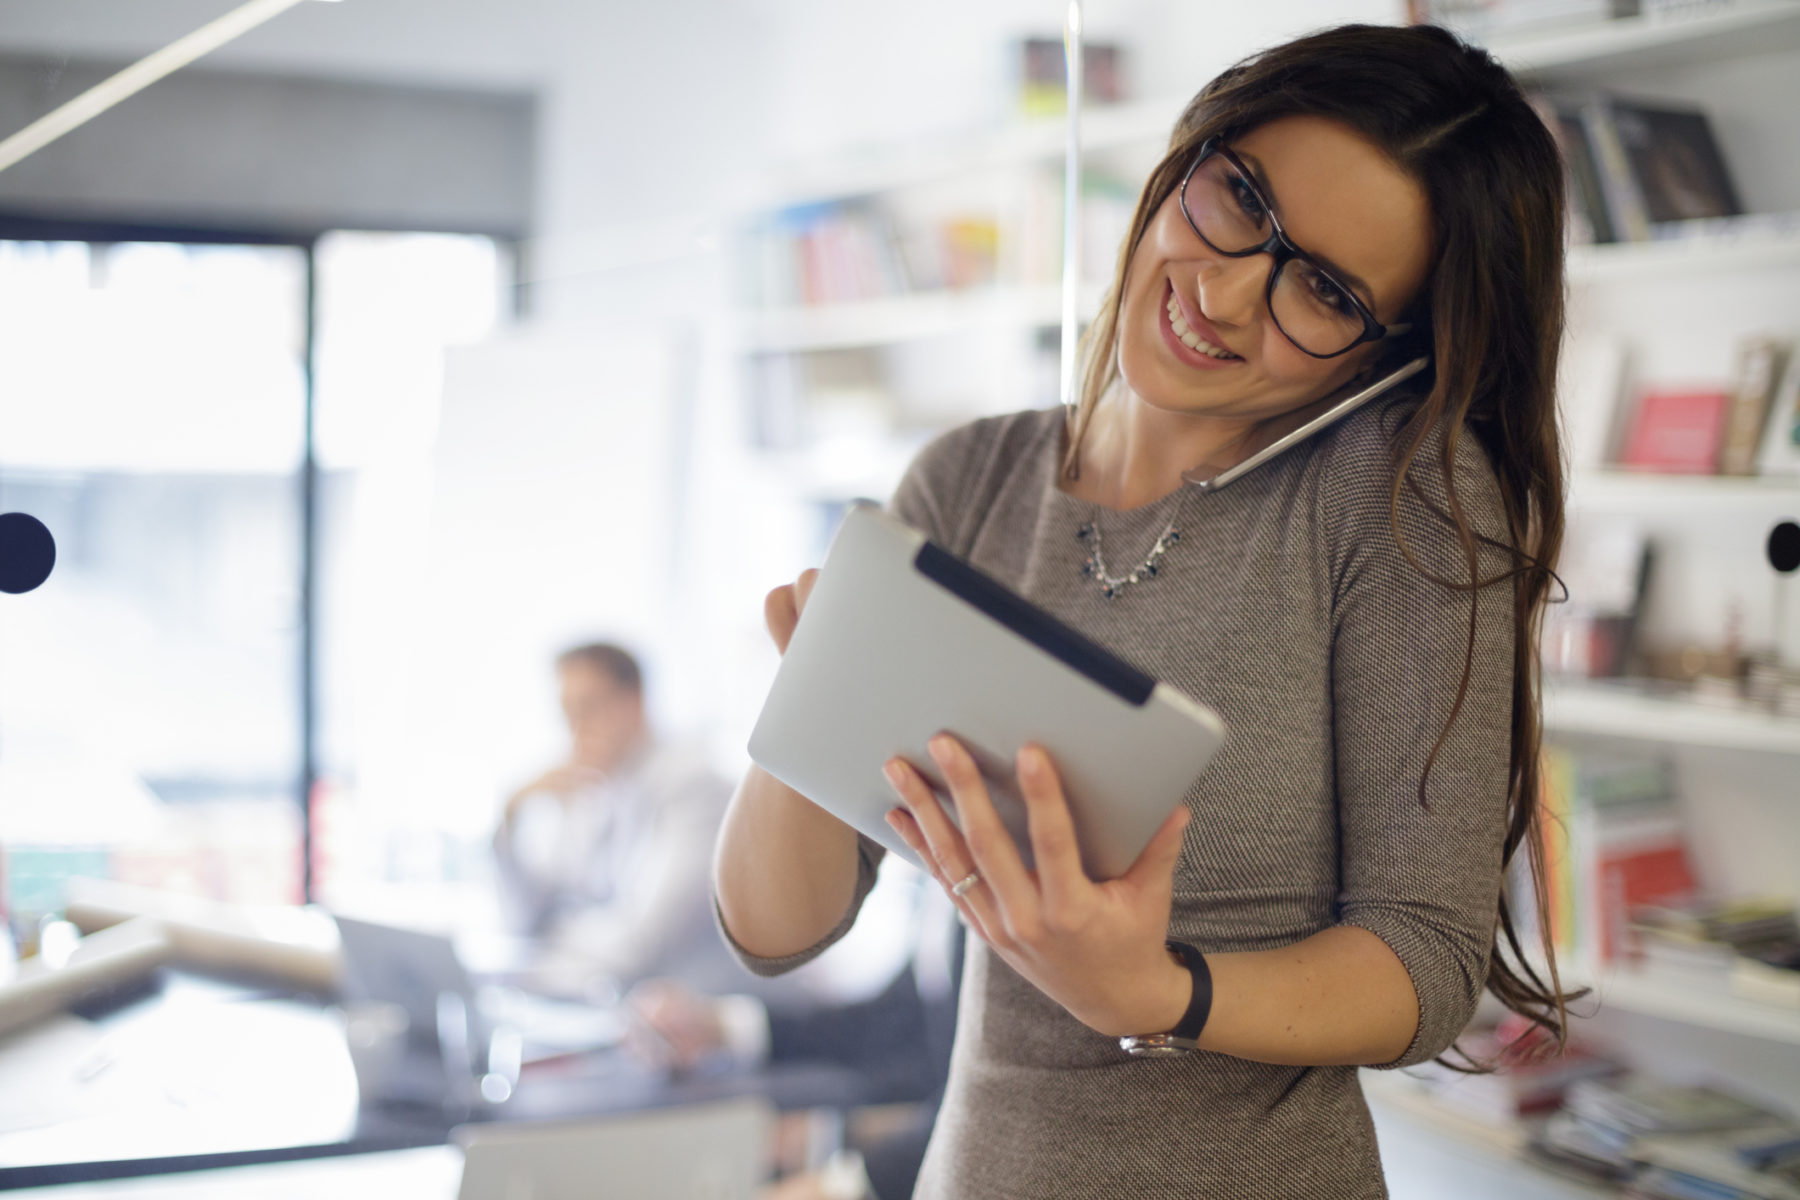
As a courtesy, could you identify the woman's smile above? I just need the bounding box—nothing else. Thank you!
[1158,280,1243,370]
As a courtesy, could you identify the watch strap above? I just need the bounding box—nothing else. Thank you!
[1119,939,1211,1058]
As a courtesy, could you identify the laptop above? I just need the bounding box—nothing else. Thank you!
[333,917,625,1068]
[455,1098,774,1200]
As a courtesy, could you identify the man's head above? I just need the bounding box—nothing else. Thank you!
[555,642,646,773]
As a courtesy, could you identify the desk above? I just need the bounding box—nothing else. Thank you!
[0,1147,464,1199]
[0,971,877,1191]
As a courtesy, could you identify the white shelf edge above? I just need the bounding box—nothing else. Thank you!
[1583,965,1800,1044]
[1543,682,1800,755]
[1527,950,1800,1045]
[1490,0,1800,77]
[1568,216,1800,283]
[1567,470,1800,507]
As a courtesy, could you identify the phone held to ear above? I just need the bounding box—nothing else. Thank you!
[1182,355,1430,493]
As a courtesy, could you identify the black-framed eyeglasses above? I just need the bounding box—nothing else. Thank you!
[1177,137,1408,359]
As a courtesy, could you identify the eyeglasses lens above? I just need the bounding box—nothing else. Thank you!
[1184,154,1368,357]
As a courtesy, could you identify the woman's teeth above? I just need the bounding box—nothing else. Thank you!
[1166,293,1240,360]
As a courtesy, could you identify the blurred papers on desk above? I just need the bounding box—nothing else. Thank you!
[0,976,359,1169]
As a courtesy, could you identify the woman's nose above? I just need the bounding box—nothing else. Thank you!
[1194,254,1266,329]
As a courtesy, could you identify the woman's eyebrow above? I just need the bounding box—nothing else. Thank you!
[1234,147,1382,312]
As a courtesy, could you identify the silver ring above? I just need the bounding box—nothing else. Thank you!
[950,871,982,898]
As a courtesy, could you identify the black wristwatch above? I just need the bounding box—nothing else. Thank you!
[1119,940,1212,1058]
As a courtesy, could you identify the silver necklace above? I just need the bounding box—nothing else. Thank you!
[1076,494,1188,600]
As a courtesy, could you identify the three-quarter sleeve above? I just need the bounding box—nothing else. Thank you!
[1322,416,1516,1068]
[887,424,972,548]
[717,833,887,976]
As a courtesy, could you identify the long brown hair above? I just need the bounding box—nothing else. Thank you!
[1067,24,1577,1061]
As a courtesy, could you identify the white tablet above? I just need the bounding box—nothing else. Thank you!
[748,503,1226,881]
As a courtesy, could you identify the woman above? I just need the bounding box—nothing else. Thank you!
[716,23,1573,1200]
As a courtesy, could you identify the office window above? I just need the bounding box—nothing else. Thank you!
[0,231,509,932]
[0,239,308,918]
[311,230,509,919]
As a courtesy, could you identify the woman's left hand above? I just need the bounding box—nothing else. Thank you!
[884,735,1192,1038]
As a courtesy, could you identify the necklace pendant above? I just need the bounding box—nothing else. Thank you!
[1077,509,1183,600]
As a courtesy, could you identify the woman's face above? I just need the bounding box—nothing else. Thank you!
[1116,114,1434,428]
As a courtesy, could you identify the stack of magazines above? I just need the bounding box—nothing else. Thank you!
[1533,1075,1800,1197]
[1635,900,1800,1008]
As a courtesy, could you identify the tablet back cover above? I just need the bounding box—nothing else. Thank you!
[748,505,1224,881]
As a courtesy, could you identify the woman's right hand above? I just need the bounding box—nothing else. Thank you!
[763,568,819,655]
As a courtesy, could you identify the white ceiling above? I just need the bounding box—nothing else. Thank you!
[0,0,590,90]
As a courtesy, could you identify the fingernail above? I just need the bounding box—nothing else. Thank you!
[928,735,955,763]
[1018,746,1041,777]
[884,809,901,830]
[883,760,906,788]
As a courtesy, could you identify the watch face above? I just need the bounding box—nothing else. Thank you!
[1119,1035,1200,1058]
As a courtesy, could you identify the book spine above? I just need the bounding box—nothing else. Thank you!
[1756,349,1800,475]
[1719,339,1787,476]
[1541,748,1577,953]
[1582,97,1651,243]
[1559,102,1617,244]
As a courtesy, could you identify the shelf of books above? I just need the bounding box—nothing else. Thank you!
[1543,681,1800,756]
[1486,0,1800,80]
[1529,743,1800,1050]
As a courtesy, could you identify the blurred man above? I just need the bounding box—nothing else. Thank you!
[493,642,735,991]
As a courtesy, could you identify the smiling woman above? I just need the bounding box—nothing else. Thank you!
[714,22,1573,1200]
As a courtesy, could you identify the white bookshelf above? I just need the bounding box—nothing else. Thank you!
[1543,680,1800,755]
[1488,0,1800,79]
[1582,962,1800,1045]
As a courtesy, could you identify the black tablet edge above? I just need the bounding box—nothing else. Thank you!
[912,542,1155,707]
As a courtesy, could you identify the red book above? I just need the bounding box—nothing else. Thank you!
[1618,389,1732,474]
[1592,822,1698,963]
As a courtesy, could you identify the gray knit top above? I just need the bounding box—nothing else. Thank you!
[726,399,1515,1199]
